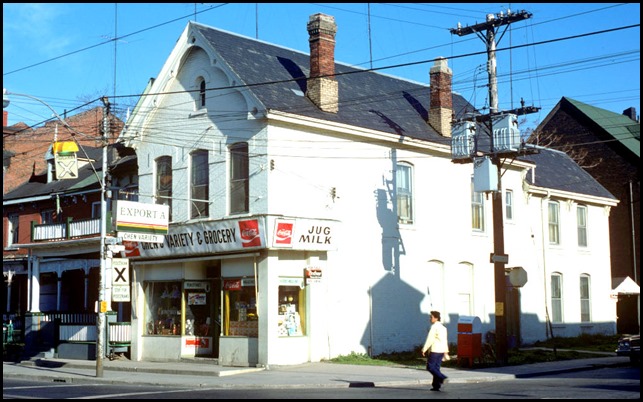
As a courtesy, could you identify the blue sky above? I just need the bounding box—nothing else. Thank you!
[3,3,640,132]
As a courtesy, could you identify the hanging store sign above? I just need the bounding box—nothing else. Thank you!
[115,200,169,243]
[304,267,322,284]
[53,141,79,180]
[54,153,78,179]
[123,217,266,259]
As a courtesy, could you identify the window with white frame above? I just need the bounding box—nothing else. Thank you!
[551,273,563,323]
[396,162,413,224]
[155,156,173,220]
[505,189,513,221]
[229,142,249,214]
[580,274,590,322]
[577,205,588,247]
[190,150,209,219]
[471,178,484,231]
[8,213,19,247]
[548,201,560,245]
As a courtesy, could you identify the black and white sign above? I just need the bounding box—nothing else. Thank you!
[111,258,130,302]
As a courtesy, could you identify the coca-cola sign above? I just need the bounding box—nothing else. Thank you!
[274,220,294,246]
[239,219,262,248]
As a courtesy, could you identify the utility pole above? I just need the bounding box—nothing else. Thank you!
[96,96,110,377]
[450,9,538,365]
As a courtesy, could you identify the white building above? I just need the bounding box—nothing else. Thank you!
[119,15,618,366]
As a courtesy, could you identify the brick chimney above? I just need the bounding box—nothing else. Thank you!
[622,107,638,122]
[428,57,453,137]
[306,13,338,113]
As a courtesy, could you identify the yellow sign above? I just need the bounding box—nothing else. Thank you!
[53,141,79,154]
[495,302,504,316]
[100,301,108,313]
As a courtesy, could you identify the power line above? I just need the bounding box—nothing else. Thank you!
[3,3,230,77]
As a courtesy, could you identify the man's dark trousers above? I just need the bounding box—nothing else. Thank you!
[427,352,447,390]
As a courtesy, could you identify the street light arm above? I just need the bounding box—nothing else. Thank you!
[3,89,72,130]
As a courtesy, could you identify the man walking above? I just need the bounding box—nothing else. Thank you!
[422,310,448,391]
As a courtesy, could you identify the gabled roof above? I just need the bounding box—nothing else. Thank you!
[554,97,639,158]
[191,22,476,144]
[521,147,616,200]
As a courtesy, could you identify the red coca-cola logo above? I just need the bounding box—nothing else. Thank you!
[238,219,261,248]
[275,222,294,245]
[123,241,140,257]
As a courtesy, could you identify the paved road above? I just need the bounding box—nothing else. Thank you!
[2,352,632,389]
[3,365,640,399]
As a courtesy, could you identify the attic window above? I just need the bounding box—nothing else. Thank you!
[199,79,206,108]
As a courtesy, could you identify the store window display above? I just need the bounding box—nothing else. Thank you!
[223,278,258,337]
[277,280,306,336]
[145,281,182,335]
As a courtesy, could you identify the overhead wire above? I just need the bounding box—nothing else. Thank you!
[4,11,639,162]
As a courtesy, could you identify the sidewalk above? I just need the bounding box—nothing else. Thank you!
[2,353,630,389]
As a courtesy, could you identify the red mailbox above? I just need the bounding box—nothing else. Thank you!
[457,316,482,367]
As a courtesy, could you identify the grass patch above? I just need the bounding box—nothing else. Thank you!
[533,333,619,353]
[328,333,618,369]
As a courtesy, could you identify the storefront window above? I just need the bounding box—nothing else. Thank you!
[277,278,306,336]
[145,281,181,335]
[223,278,258,337]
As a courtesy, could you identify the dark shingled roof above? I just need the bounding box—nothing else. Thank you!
[521,148,615,200]
[193,22,614,201]
[193,22,476,145]
[3,146,103,201]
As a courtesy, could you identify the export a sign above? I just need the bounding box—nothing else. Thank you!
[116,200,169,243]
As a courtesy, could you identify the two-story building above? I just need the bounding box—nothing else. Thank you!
[112,14,618,367]
[532,98,640,335]
[3,107,131,357]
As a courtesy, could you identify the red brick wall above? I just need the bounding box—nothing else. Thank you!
[307,14,337,79]
[3,107,122,195]
[430,71,452,110]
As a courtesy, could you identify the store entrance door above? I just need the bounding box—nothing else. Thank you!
[184,280,218,358]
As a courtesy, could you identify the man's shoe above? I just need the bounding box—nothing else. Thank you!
[430,388,441,391]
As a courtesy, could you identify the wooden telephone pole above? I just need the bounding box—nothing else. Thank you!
[450,9,538,365]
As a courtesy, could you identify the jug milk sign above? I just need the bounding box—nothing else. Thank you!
[116,200,169,243]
